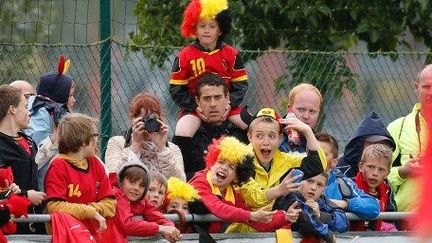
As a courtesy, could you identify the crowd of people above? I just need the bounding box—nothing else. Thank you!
[0,0,431,242]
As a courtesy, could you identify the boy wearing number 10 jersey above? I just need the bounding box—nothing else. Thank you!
[170,0,249,141]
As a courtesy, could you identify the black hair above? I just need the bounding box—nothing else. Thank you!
[195,72,228,97]
[216,9,232,40]
[235,155,255,185]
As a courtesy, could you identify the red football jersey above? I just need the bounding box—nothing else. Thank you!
[170,43,247,96]
[45,156,114,204]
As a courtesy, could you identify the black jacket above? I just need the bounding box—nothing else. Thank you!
[174,121,247,180]
[336,112,395,177]
[0,131,45,234]
[0,131,38,192]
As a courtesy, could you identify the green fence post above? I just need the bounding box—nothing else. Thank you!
[100,0,111,159]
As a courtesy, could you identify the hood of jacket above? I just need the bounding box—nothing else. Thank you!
[337,111,395,177]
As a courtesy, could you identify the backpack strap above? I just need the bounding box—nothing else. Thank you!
[392,117,406,167]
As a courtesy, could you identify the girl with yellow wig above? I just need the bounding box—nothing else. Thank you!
[189,136,297,233]
[165,177,200,233]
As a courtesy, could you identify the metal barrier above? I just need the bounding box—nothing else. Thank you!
[12,212,411,223]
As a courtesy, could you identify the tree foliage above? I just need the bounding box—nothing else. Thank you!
[130,0,432,111]
[0,0,50,83]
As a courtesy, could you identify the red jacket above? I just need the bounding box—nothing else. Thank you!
[96,186,174,243]
[189,170,289,233]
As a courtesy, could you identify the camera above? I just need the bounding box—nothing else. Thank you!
[141,114,161,132]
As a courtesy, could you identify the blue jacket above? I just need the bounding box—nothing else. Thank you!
[25,96,69,146]
[324,169,380,219]
[336,111,395,177]
[274,192,348,242]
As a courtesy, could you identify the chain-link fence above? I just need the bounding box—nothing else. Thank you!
[1,0,429,156]
[0,39,427,155]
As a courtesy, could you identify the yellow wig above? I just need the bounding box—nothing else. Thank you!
[205,136,253,167]
[167,177,200,203]
[200,0,228,20]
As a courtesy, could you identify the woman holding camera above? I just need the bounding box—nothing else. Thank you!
[105,93,186,181]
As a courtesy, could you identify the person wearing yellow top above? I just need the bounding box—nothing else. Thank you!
[387,65,432,214]
[231,108,327,233]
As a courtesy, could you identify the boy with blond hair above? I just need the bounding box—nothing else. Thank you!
[317,132,380,223]
[45,113,116,236]
[146,171,168,211]
[352,144,398,231]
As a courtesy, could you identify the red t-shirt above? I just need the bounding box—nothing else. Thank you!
[45,156,114,204]
[170,43,247,96]
[15,137,31,156]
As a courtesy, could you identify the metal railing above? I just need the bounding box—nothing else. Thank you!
[12,212,411,223]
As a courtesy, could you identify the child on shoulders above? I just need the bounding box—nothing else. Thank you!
[170,0,249,141]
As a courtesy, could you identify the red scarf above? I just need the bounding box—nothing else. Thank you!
[352,172,388,231]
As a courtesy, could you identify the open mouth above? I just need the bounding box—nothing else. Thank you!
[260,149,272,157]
[307,192,315,198]
[150,199,159,205]
[216,171,227,181]
[368,179,378,185]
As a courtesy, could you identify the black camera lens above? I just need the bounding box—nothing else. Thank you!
[142,115,161,132]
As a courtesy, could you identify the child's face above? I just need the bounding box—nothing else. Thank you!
[66,85,76,111]
[319,141,337,169]
[121,177,146,202]
[83,127,99,157]
[166,197,189,216]
[210,160,236,189]
[248,121,281,165]
[146,180,166,208]
[299,174,327,201]
[196,19,221,50]
[359,155,390,189]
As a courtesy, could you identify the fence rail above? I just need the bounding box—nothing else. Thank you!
[13,212,411,223]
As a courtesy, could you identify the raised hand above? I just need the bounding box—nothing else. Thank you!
[277,170,301,195]
[305,199,320,218]
[285,201,302,223]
